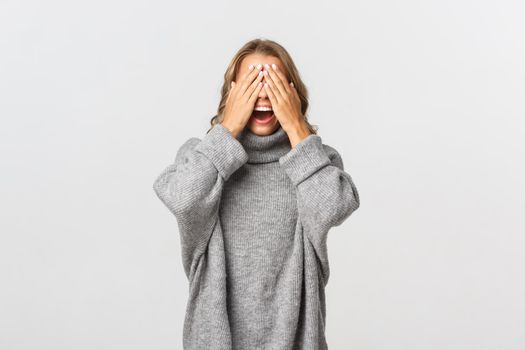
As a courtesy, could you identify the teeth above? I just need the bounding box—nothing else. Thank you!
[254,106,273,111]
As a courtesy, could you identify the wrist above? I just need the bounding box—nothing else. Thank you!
[220,121,243,138]
[285,119,312,148]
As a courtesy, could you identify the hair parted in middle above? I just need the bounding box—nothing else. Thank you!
[207,37,318,135]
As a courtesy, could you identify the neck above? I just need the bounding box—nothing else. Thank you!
[236,125,291,164]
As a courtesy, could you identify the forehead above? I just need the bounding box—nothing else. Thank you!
[238,53,286,74]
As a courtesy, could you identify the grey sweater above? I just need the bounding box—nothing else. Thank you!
[153,122,360,350]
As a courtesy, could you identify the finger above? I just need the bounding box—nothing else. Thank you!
[263,82,278,108]
[226,81,235,103]
[265,63,290,99]
[263,70,282,104]
[240,64,262,97]
[248,80,264,104]
[272,63,293,95]
[289,81,300,101]
[246,70,264,100]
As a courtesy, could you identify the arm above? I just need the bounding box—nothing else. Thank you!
[279,134,360,282]
[153,123,248,280]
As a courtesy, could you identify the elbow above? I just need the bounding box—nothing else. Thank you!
[153,176,172,210]
[349,187,360,213]
[344,194,360,219]
[330,185,360,227]
[338,195,359,225]
[154,175,209,219]
[153,172,171,204]
[152,173,187,215]
[346,183,360,216]
[338,172,360,220]
[152,176,163,198]
[345,176,360,215]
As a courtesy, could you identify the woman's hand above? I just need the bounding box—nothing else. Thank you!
[262,63,311,147]
[221,65,265,137]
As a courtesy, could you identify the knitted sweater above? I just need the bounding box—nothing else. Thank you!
[153,122,360,350]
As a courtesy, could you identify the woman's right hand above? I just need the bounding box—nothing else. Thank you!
[221,65,265,137]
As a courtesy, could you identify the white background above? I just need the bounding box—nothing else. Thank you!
[1,0,524,349]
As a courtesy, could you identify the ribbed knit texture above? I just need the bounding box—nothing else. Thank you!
[153,122,360,350]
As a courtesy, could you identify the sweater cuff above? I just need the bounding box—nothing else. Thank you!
[279,134,331,186]
[194,123,249,180]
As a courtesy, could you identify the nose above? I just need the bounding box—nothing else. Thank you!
[257,77,270,100]
[258,88,268,99]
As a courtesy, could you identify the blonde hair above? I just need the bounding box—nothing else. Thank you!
[207,38,318,135]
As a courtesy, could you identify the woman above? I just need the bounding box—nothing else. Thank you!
[153,38,360,350]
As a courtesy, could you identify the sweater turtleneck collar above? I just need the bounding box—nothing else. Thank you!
[236,125,292,164]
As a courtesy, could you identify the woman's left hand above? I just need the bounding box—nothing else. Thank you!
[262,64,309,139]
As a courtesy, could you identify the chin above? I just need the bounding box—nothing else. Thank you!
[247,119,280,136]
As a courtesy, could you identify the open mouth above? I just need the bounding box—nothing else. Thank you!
[251,109,275,124]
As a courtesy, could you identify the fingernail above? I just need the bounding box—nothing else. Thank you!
[264,64,270,70]
[256,64,262,70]
[271,63,277,70]
[249,64,254,70]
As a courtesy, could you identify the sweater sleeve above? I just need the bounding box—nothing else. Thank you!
[153,123,249,279]
[279,134,360,281]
